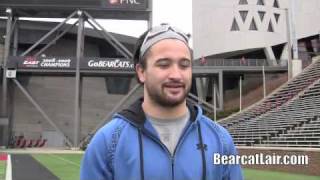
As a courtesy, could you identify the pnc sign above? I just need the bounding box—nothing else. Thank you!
[109,0,141,5]
[106,0,146,9]
[0,0,148,10]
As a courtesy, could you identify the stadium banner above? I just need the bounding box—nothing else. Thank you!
[7,56,134,70]
[0,0,148,10]
[7,56,75,69]
[81,57,134,70]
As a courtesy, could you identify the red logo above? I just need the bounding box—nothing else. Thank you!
[109,0,119,4]
[23,56,39,66]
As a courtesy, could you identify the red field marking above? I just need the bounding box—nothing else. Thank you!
[0,153,7,161]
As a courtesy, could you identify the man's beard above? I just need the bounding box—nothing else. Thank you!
[145,80,191,107]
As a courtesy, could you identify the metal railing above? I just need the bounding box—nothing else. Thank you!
[193,58,271,67]
[187,93,215,114]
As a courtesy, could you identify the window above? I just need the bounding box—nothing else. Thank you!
[239,11,248,22]
[274,13,280,23]
[249,18,258,31]
[273,0,279,8]
[268,21,274,32]
[239,0,248,5]
[231,18,240,31]
[258,11,265,21]
[257,0,265,5]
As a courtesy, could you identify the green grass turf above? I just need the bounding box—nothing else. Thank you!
[0,161,5,180]
[32,154,82,180]
[243,168,320,180]
[32,154,320,180]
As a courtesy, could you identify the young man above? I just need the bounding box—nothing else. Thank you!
[80,24,243,180]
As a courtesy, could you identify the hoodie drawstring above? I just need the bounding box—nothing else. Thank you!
[138,128,145,180]
[197,121,207,180]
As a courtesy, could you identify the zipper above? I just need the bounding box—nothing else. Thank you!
[172,121,194,156]
[140,127,175,179]
[142,121,195,180]
[118,114,174,178]
[171,121,195,180]
[117,114,196,180]
[171,156,175,180]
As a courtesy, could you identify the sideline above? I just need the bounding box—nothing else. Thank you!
[0,148,84,154]
[5,154,11,180]
[237,146,320,152]
[48,154,81,167]
[12,154,58,180]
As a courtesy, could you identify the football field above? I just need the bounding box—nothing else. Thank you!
[0,153,319,180]
[33,153,320,180]
[243,168,320,180]
[32,154,82,180]
[0,160,5,180]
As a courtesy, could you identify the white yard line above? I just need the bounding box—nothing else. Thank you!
[48,154,81,167]
[5,154,12,180]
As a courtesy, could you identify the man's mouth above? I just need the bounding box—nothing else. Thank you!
[163,82,185,88]
[163,83,185,93]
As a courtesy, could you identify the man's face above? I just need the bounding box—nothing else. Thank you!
[137,39,192,107]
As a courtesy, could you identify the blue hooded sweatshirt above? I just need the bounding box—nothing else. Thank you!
[80,98,243,180]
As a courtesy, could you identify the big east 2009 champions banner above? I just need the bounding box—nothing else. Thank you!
[7,56,134,71]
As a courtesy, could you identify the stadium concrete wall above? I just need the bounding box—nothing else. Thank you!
[12,76,143,147]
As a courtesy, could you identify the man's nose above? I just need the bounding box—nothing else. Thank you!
[168,64,183,80]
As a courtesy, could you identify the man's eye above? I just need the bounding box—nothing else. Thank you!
[180,60,191,68]
[157,61,170,67]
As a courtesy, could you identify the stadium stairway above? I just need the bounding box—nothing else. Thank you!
[218,58,320,148]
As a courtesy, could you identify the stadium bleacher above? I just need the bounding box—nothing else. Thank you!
[219,58,320,148]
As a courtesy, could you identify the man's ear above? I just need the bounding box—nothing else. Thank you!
[136,64,145,83]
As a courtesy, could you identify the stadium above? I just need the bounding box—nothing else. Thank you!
[0,0,320,179]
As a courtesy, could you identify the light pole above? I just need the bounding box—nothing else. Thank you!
[213,79,217,121]
[318,30,320,51]
[262,65,266,98]
[239,75,242,112]
[290,0,299,60]
[284,8,293,79]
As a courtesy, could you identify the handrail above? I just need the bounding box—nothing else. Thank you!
[187,93,215,113]
[193,58,284,67]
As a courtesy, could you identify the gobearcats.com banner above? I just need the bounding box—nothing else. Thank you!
[213,153,309,165]
[86,58,134,69]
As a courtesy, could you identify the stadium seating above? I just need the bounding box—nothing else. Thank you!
[219,58,320,148]
[10,136,48,148]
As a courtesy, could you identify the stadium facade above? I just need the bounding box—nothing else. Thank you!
[191,0,320,120]
[193,0,320,65]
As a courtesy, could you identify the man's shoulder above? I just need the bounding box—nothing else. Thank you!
[96,116,129,137]
[86,116,129,151]
[194,105,233,141]
[198,115,228,131]
[198,115,234,142]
